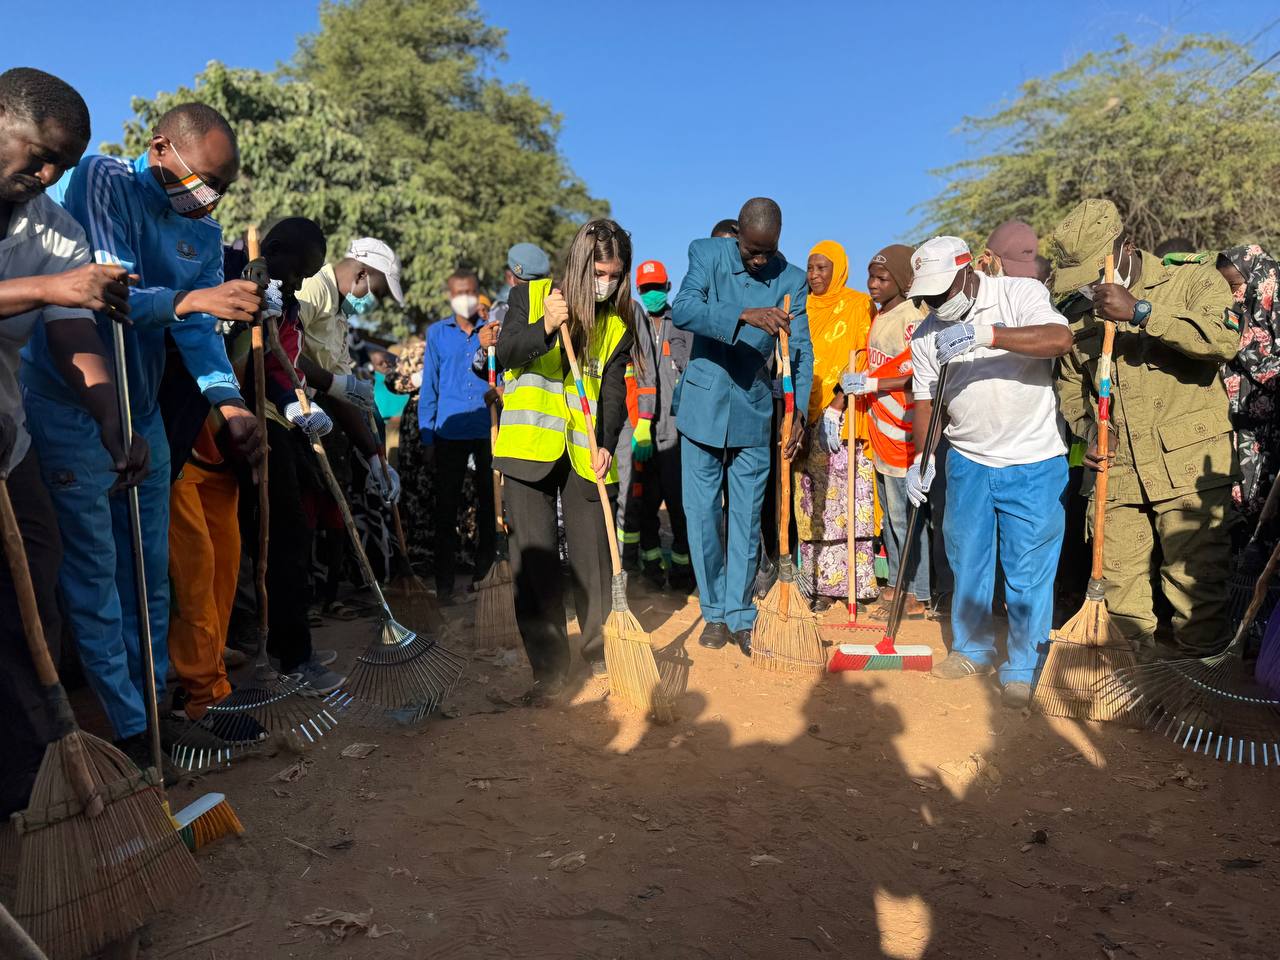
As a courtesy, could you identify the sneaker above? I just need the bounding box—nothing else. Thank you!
[1001,681,1032,710]
[312,648,338,667]
[930,651,995,680]
[291,658,347,696]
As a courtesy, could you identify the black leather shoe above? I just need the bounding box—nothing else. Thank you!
[733,629,753,657]
[698,621,730,649]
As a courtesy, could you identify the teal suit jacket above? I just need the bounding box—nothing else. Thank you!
[672,238,812,449]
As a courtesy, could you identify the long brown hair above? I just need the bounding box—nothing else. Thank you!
[560,218,636,367]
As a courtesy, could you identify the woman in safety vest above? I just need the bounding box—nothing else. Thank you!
[492,219,638,704]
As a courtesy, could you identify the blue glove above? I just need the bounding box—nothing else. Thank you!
[935,323,996,365]
[904,455,936,507]
[818,408,842,453]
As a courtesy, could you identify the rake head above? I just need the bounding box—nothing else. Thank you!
[171,668,338,772]
[1093,644,1280,766]
[325,615,467,722]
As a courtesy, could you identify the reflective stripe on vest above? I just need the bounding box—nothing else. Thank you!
[492,278,626,483]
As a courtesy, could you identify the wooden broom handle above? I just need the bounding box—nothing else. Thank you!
[847,347,862,611]
[1090,253,1116,582]
[246,227,271,638]
[557,325,622,577]
[265,321,381,593]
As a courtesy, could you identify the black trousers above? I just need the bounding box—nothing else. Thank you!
[504,456,614,682]
[264,421,314,672]
[633,446,690,567]
[433,437,495,592]
[0,448,65,817]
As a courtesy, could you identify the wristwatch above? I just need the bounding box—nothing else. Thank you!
[1131,299,1152,329]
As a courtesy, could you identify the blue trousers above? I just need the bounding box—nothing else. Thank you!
[876,470,931,602]
[943,449,1066,685]
[25,393,171,739]
[682,436,768,632]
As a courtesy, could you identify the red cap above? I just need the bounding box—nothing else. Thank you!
[636,260,668,287]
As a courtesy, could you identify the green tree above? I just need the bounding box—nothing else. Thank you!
[103,0,604,336]
[919,36,1280,255]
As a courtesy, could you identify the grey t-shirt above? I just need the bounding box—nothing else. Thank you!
[0,193,93,472]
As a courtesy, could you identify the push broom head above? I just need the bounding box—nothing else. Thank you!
[14,730,201,960]
[325,615,468,722]
[1034,579,1137,721]
[828,636,933,672]
[751,557,826,675]
[172,666,338,772]
[173,792,245,852]
[604,573,674,724]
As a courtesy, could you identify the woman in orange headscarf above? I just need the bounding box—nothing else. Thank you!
[794,240,878,610]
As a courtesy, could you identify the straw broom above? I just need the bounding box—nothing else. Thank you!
[1034,254,1137,720]
[474,344,519,651]
[558,325,673,723]
[6,405,199,959]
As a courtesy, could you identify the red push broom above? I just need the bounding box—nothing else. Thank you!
[827,364,950,673]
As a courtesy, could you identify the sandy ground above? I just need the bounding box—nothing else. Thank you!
[14,578,1280,960]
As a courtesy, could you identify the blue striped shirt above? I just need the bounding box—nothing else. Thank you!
[22,153,241,416]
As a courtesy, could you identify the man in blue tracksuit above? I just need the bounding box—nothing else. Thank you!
[672,198,812,654]
[23,102,263,757]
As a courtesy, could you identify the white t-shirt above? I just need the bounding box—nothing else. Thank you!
[0,193,93,472]
[911,275,1068,469]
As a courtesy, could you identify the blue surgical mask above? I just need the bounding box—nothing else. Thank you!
[341,276,377,317]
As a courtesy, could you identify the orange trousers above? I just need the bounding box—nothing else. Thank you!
[168,462,239,716]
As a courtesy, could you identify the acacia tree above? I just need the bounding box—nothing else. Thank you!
[919,36,1280,255]
[104,0,604,335]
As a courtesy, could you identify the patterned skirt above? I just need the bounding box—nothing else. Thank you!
[795,431,878,600]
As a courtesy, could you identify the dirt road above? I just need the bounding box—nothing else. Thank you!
[73,584,1280,958]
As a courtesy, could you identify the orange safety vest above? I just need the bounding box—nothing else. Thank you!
[866,347,915,470]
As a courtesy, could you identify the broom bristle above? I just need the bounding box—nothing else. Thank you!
[15,731,201,960]
[174,793,245,852]
[474,559,519,652]
[1034,598,1137,721]
[602,576,673,723]
[751,576,825,675]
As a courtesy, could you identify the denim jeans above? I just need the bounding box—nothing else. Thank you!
[875,470,931,602]
[943,449,1067,685]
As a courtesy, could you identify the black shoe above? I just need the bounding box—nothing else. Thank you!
[114,732,180,787]
[643,563,666,590]
[698,621,730,650]
[621,545,641,573]
[668,569,695,594]
[520,676,566,708]
[436,587,456,607]
[810,596,833,613]
[589,659,608,680]
[733,629,753,657]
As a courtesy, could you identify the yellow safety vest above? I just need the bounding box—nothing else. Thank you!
[493,279,626,483]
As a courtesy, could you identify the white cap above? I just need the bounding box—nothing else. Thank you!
[906,236,973,298]
[346,237,404,306]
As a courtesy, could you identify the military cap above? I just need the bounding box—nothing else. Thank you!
[1050,199,1123,295]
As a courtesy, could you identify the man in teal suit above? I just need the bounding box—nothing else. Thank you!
[673,198,812,654]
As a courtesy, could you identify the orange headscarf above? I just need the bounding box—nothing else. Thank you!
[805,240,876,438]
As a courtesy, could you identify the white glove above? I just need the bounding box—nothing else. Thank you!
[328,373,375,412]
[839,371,879,396]
[818,407,843,453]
[366,457,401,503]
[935,323,997,365]
[905,455,936,507]
[262,279,284,320]
[285,401,333,438]
[410,370,423,390]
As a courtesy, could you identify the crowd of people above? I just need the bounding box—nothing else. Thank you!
[1,64,1276,822]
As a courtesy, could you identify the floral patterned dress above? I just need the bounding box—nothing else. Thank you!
[1222,245,1280,528]
[796,426,878,600]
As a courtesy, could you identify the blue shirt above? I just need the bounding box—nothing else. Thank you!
[22,153,241,417]
[418,314,491,444]
[672,237,812,449]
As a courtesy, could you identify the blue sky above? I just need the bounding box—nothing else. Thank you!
[15,0,1275,299]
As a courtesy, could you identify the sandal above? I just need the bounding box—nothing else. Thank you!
[321,600,362,622]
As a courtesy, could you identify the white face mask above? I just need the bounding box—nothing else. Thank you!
[594,277,619,302]
[934,287,973,323]
[450,293,479,318]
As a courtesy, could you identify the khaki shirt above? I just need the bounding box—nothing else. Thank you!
[1056,252,1239,504]
[297,263,353,374]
